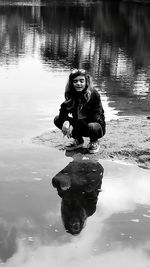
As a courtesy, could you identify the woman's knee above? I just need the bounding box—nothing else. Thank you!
[54,115,63,129]
[88,122,103,138]
[88,122,100,131]
[54,115,59,126]
[88,122,95,129]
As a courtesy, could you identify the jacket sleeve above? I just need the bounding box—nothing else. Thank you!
[58,101,70,122]
[89,90,105,127]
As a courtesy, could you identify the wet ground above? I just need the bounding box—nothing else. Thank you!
[1,143,150,266]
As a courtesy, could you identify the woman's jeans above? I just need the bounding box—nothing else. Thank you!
[54,115,104,142]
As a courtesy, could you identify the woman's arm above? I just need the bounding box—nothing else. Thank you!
[59,101,70,122]
[89,90,105,126]
[58,102,73,137]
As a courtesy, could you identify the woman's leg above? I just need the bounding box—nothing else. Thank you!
[70,119,85,142]
[54,115,63,130]
[87,122,104,142]
[86,122,104,153]
[54,117,103,152]
[71,120,103,141]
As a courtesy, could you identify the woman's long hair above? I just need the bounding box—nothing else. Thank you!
[64,69,93,110]
[61,196,87,235]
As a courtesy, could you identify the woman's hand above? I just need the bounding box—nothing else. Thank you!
[62,121,73,138]
[62,121,70,136]
[66,125,73,138]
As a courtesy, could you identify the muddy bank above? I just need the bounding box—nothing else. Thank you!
[32,116,150,169]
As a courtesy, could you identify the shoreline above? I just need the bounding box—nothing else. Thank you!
[32,115,150,169]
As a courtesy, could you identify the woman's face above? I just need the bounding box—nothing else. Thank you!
[72,75,86,92]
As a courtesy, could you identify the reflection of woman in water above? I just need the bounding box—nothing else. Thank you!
[54,69,105,154]
[52,160,104,235]
[61,185,101,235]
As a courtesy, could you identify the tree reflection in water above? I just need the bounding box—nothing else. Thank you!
[52,159,103,235]
[0,2,150,115]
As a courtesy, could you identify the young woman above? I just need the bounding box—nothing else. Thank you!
[54,69,106,153]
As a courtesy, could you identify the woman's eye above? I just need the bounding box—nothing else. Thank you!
[73,79,85,83]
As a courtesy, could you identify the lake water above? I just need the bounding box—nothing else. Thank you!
[0,1,150,266]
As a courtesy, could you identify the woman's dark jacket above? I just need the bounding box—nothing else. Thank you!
[59,88,106,134]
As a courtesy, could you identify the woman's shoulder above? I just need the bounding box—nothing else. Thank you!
[90,88,101,98]
[60,98,74,112]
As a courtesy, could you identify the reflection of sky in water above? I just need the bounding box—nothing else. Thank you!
[1,155,150,267]
[101,95,119,121]
[0,56,68,145]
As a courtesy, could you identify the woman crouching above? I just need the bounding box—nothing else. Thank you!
[54,69,106,153]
